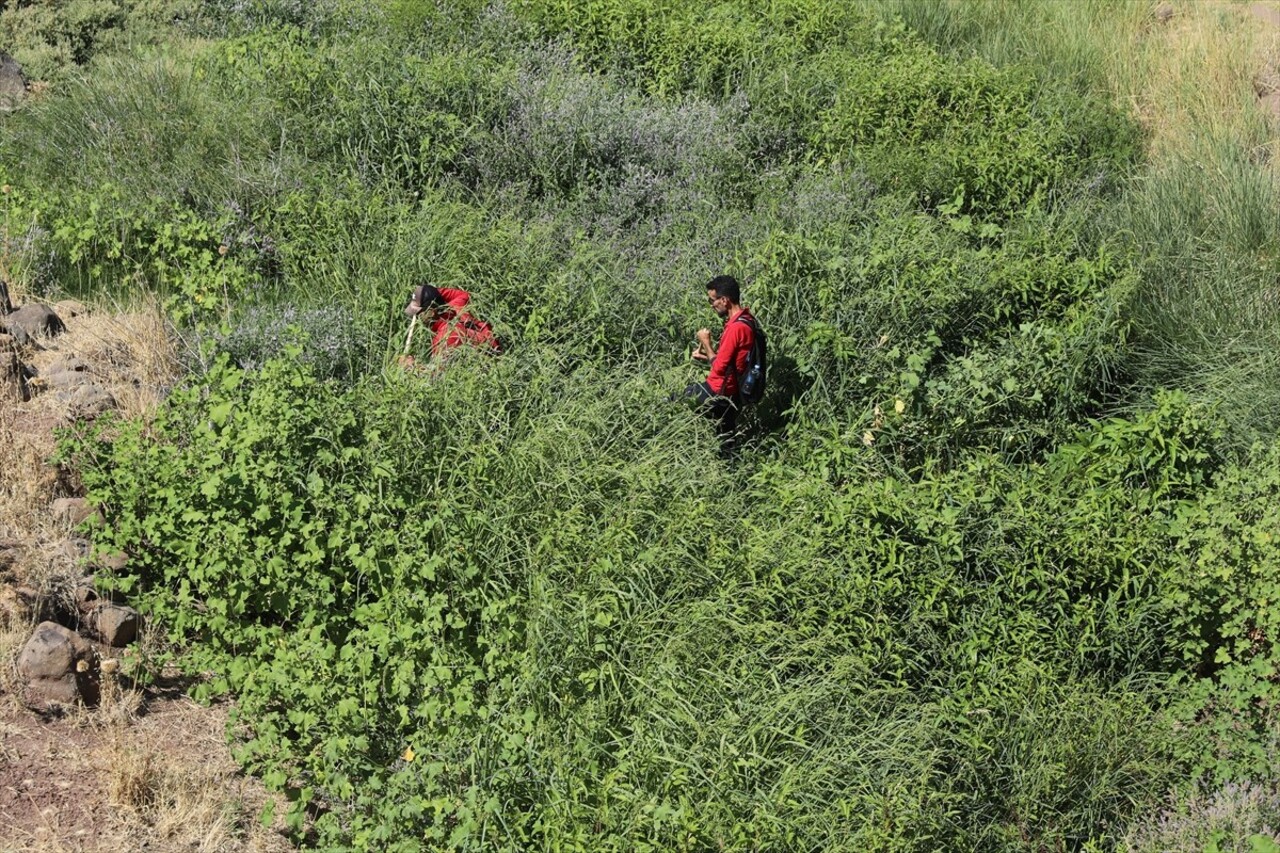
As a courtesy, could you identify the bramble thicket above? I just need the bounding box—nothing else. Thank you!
[6,0,1280,849]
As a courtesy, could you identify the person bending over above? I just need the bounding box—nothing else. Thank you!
[405,284,501,358]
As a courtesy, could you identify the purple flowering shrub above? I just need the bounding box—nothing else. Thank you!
[216,303,365,379]
[1126,782,1280,853]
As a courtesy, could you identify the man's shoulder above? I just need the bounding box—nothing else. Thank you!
[723,311,755,348]
[729,309,758,332]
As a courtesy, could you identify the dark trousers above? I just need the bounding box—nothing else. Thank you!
[682,381,739,447]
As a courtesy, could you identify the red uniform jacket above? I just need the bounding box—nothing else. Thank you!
[708,307,755,397]
[427,288,501,356]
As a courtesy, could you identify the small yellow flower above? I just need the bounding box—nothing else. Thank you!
[862,430,875,446]
[402,746,415,762]
[894,398,906,415]
[218,244,229,256]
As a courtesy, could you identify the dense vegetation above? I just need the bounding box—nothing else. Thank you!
[4,0,1280,849]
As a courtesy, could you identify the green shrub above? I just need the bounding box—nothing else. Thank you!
[0,0,197,82]
[1163,440,1280,779]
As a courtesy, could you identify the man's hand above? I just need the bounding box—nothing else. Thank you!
[691,346,708,361]
[694,328,715,362]
[405,301,422,318]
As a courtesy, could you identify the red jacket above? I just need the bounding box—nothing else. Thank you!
[427,288,501,356]
[708,307,755,397]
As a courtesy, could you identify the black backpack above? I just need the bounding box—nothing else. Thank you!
[734,314,767,405]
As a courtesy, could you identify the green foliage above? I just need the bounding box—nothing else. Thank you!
[68,366,1239,849]
[1164,441,1280,779]
[21,0,1280,848]
[0,171,260,319]
[0,0,197,82]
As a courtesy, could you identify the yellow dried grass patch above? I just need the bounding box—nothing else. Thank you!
[96,702,294,853]
[1109,1,1280,161]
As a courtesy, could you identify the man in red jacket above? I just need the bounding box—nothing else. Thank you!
[684,274,756,448]
[404,284,501,358]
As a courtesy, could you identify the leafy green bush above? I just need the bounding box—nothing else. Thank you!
[0,0,197,82]
[1163,440,1280,779]
[67,364,1240,849]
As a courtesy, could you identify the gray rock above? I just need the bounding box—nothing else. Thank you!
[37,369,93,391]
[74,582,98,609]
[51,498,99,527]
[93,549,128,572]
[18,621,97,707]
[90,604,139,647]
[2,304,64,340]
[17,622,83,680]
[0,53,25,112]
[55,383,115,418]
[53,300,86,319]
[44,356,89,375]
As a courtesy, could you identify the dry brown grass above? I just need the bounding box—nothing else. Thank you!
[1104,1,1280,161]
[0,293,178,605]
[0,405,58,544]
[93,699,295,853]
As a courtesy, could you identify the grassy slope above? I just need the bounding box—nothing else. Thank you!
[5,0,1280,850]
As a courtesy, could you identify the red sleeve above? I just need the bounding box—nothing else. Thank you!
[708,319,750,396]
[437,288,470,309]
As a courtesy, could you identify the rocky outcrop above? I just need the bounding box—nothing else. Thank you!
[17,621,98,708]
[2,304,65,343]
[50,497,100,528]
[87,603,140,648]
[0,52,25,112]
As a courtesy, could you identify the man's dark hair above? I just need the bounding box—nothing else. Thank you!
[415,284,443,309]
[707,274,740,303]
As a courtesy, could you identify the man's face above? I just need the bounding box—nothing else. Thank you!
[707,289,730,318]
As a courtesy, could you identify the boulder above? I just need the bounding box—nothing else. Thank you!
[92,549,128,572]
[89,603,139,647]
[17,621,97,707]
[73,582,98,610]
[55,383,115,419]
[44,356,89,375]
[2,304,64,340]
[0,53,25,112]
[51,498,100,528]
[74,576,122,610]
[5,324,36,347]
[35,369,93,392]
